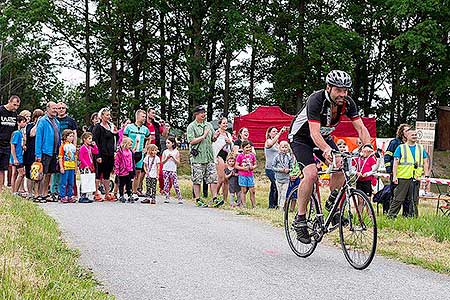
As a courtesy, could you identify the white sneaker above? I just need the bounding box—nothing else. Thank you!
[132,194,139,201]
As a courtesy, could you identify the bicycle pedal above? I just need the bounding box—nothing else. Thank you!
[328,224,339,232]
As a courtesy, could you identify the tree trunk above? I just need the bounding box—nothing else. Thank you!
[111,54,118,126]
[141,8,149,106]
[168,65,175,124]
[207,39,217,120]
[390,52,399,132]
[249,34,256,113]
[84,0,90,104]
[223,49,231,116]
[416,70,428,121]
[129,20,141,110]
[159,11,167,119]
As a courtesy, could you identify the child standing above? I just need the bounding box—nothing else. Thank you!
[78,132,99,203]
[161,136,183,204]
[114,137,135,203]
[286,160,302,212]
[355,145,378,198]
[272,141,293,210]
[224,153,240,207]
[58,129,77,203]
[142,144,160,204]
[236,141,257,208]
[10,116,27,195]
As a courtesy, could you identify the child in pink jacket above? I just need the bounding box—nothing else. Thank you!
[114,137,134,203]
[78,132,99,203]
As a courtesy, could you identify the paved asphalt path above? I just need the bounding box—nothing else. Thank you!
[41,199,450,300]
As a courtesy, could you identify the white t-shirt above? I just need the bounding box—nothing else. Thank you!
[143,155,160,178]
[212,131,232,163]
[162,149,179,172]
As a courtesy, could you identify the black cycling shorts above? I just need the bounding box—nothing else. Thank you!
[291,137,338,169]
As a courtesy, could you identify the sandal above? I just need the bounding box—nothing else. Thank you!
[94,193,103,202]
[106,193,117,202]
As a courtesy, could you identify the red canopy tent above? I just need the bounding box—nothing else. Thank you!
[233,106,293,148]
[233,106,377,149]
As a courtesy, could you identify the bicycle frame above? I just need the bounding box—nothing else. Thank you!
[309,151,364,234]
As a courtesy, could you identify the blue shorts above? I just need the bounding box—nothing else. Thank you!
[287,177,301,199]
[238,175,255,188]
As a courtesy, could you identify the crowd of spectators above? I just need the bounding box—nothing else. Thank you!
[0,96,431,216]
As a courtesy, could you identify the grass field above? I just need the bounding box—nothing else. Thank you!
[0,192,114,300]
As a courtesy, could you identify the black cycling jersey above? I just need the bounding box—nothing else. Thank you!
[288,89,360,144]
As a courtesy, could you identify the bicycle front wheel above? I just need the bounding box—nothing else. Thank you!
[339,189,377,269]
[284,187,318,258]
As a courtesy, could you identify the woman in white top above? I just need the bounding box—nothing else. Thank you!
[264,126,287,208]
[212,117,233,203]
[161,136,183,204]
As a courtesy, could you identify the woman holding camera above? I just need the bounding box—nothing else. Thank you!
[264,126,287,208]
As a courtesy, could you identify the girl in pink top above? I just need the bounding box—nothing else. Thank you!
[79,132,99,172]
[114,137,134,202]
[235,141,257,208]
[79,132,99,203]
[354,145,379,198]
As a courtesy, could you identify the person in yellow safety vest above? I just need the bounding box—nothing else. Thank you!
[388,128,430,218]
[384,124,411,216]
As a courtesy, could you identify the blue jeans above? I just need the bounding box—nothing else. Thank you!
[265,169,278,208]
[59,170,75,198]
[51,173,61,194]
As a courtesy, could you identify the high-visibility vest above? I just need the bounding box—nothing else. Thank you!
[397,144,424,179]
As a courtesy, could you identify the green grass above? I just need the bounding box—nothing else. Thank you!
[378,212,450,243]
[0,192,114,300]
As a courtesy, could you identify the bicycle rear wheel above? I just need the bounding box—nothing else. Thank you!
[339,189,377,269]
[284,187,318,257]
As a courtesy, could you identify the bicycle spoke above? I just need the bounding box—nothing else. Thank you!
[339,189,377,269]
[284,188,318,258]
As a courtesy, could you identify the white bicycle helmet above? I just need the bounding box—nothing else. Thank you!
[326,70,352,88]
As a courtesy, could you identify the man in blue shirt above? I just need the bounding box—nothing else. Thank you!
[35,101,61,202]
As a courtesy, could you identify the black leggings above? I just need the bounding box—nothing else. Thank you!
[146,177,157,199]
[118,173,133,197]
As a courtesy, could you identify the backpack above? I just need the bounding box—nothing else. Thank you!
[30,161,44,181]
[373,184,392,213]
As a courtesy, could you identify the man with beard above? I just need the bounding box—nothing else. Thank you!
[288,70,372,243]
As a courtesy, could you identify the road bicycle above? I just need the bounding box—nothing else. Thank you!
[284,150,377,269]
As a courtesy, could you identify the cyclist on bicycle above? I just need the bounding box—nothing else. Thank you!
[288,70,372,244]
